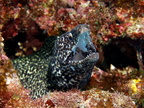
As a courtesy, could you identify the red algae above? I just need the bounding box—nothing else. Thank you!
[0,0,144,107]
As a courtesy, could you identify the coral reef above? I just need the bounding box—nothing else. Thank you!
[0,74,137,108]
[0,0,144,107]
[49,88,136,108]
[0,36,16,107]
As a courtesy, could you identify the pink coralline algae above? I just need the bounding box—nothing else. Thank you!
[0,0,144,107]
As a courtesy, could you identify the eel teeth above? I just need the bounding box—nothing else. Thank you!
[68,53,98,64]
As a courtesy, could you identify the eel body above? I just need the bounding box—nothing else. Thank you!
[12,24,99,99]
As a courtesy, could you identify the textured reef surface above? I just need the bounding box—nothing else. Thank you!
[0,0,144,107]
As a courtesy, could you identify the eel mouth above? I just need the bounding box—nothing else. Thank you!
[68,52,99,64]
[85,52,99,60]
[67,40,98,64]
[66,26,98,64]
[61,24,99,65]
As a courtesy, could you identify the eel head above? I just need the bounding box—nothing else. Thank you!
[49,24,99,90]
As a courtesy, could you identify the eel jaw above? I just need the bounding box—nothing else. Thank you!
[65,25,98,65]
[55,24,99,66]
[49,24,99,91]
[68,53,99,64]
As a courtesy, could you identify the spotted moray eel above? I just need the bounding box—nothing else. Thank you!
[12,24,99,99]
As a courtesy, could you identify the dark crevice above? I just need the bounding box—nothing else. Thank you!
[98,37,144,70]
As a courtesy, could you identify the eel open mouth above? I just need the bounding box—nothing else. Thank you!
[67,29,98,64]
[68,51,98,64]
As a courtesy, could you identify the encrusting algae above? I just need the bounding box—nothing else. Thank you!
[0,0,144,107]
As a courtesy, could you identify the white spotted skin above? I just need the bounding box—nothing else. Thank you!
[12,24,99,99]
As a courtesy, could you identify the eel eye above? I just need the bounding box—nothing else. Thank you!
[68,33,73,40]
